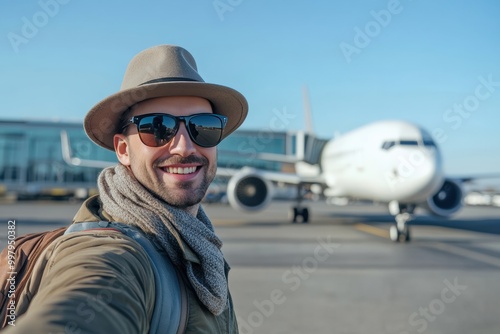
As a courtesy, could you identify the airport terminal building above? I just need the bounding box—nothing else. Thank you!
[0,119,115,198]
[0,119,324,199]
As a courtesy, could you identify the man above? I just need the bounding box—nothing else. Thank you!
[6,45,248,333]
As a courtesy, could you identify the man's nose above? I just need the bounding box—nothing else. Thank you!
[169,122,197,156]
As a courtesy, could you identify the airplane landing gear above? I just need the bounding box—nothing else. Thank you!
[389,213,411,242]
[289,184,310,223]
[388,201,414,242]
[290,206,309,223]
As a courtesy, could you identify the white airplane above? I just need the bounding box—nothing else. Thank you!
[219,119,466,242]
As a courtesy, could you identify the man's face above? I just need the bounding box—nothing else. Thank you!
[114,96,217,210]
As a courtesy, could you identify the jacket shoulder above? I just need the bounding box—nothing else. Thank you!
[12,229,156,334]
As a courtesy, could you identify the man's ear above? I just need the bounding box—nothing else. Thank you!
[114,134,131,166]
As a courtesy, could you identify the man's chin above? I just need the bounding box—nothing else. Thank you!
[158,190,205,209]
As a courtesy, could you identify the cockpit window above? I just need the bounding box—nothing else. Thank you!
[423,139,436,147]
[382,139,436,150]
[381,141,396,150]
[399,140,419,146]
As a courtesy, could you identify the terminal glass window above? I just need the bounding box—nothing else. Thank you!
[0,133,24,182]
[217,130,288,171]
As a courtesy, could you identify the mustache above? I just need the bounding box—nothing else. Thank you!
[154,155,209,167]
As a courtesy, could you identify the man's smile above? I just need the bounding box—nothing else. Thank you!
[162,166,199,174]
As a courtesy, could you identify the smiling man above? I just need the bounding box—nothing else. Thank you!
[6,45,248,333]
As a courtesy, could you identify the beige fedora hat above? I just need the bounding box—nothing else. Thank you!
[84,44,248,151]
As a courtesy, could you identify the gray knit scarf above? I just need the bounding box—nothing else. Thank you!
[97,164,228,315]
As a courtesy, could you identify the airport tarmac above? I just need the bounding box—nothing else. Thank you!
[1,200,500,334]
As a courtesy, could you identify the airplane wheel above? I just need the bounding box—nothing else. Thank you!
[389,225,400,242]
[301,208,309,224]
[290,207,298,223]
[404,226,411,242]
[289,207,309,223]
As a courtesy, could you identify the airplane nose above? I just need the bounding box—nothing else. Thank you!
[392,148,444,201]
[414,155,443,190]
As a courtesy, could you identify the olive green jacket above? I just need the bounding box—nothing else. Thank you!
[4,196,238,333]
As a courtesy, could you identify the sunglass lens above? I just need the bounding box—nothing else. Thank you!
[189,115,224,147]
[138,115,176,147]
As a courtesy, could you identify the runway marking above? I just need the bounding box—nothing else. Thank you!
[354,223,389,239]
[425,242,500,269]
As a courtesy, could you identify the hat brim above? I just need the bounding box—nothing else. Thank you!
[84,81,248,151]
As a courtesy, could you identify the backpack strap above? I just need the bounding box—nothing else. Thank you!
[65,221,187,334]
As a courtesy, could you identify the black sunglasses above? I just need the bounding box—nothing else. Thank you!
[125,113,228,148]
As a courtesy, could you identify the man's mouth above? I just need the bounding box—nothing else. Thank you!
[162,166,199,174]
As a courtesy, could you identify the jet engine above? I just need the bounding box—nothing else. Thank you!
[227,168,274,212]
[423,179,463,217]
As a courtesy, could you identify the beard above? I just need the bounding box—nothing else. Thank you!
[131,154,216,209]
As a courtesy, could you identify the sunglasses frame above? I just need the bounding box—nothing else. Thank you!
[125,112,228,148]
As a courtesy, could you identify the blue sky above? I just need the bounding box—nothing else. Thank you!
[1,0,499,187]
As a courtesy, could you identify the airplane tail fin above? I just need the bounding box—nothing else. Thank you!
[302,85,314,135]
[297,86,328,166]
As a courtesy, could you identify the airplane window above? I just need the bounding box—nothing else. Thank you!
[399,140,419,146]
[381,141,396,150]
[423,139,436,147]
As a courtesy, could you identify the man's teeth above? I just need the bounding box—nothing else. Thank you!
[165,167,197,174]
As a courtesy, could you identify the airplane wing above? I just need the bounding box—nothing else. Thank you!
[61,130,116,168]
[452,174,500,183]
[217,166,324,185]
